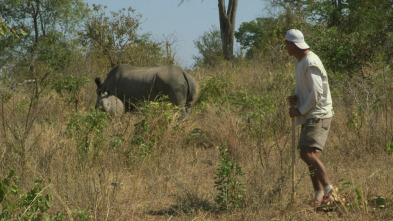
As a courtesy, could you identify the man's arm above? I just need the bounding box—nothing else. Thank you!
[298,66,323,115]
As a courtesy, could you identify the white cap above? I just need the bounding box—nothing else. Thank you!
[285,29,310,50]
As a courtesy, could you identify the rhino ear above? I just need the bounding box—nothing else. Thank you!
[94,77,102,88]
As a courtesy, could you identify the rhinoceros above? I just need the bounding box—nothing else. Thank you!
[94,64,196,115]
[95,92,125,117]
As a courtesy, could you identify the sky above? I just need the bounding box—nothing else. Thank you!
[86,0,269,68]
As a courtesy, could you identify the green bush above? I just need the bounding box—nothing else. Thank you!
[310,26,374,75]
[196,76,234,108]
[0,169,93,220]
[0,169,51,220]
[66,108,109,163]
[386,142,393,156]
[125,99,180,164]
[52,74,90,110]
[214,145,246,211]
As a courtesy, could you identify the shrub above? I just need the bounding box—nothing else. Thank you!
[66,108,109,163]
[125,98,180,164]
[52,74,90,110]
[214,145,246,211]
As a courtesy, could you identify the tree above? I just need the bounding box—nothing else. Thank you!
[267,0,393,73]
[235,17,285,58]
[218,0,238,60]
[180,0,238,61]
[193,25,223,67]
[0,0,88,44]
[82,5,169,68]
[0,0,89,86]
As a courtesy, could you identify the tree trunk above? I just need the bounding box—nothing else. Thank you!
[29,0,40,43]
[218,0,238,60]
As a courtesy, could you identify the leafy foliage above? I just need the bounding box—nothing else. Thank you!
[82,5,169,68]
[193,26,224,68]
[0,0,89,83]
[0,169,20,218]
[235,17,285,58]
[0,16,27,38]
[240,0,393,74]
[66,108,109,163]
[52,74,90,110]
[214,145,246,210]
[0,169,93,220]
[196,75,234,106]
[0,169,52,220]
[386,141,393,156]
[126,99,180,163]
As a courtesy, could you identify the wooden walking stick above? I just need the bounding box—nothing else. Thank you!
[291,114,296,200]
[290,95,296,201]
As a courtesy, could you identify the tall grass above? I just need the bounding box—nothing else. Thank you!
[0,59,392,220]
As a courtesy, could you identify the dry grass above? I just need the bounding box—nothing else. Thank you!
[1,59,393,220]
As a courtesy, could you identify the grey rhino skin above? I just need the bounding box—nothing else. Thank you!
[95,64,196,115]
[95,92,125,117]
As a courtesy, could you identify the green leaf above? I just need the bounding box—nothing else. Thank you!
[10,185,18,194]
[20,28,27,35]
[8,169,15,178]
[0,188,5,203]
[44,200,51,209]
[355,188,362,196]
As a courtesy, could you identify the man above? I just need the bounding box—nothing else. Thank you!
[285,29,334,206]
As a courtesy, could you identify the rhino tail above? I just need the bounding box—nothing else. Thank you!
[182,71,196,108]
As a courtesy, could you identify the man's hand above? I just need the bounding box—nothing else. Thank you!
[287,95,297,107]
[289,106,302,118]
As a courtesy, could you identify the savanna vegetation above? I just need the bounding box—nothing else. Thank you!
[1,0,393,220]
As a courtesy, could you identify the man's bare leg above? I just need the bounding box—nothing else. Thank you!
[300,146,332,202]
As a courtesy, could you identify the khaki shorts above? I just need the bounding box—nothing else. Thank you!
[298,118,332,152]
